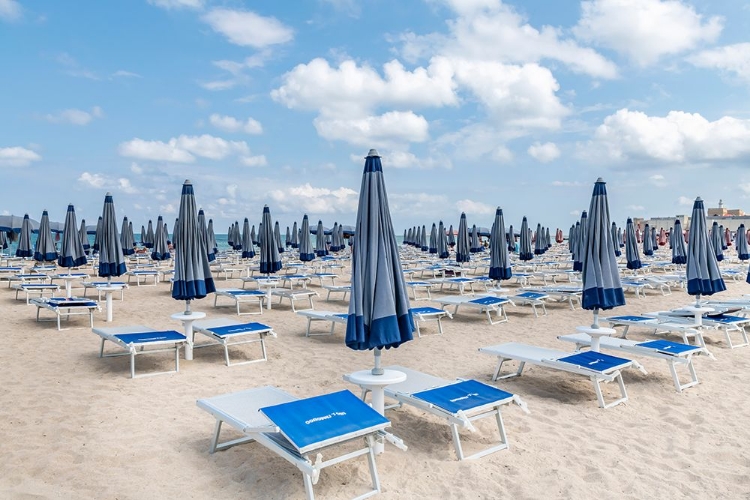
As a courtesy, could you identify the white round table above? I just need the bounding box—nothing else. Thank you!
[682,305,714,327]
[575,325,616,352]
[99,285,124,322]
[171,311,206,360]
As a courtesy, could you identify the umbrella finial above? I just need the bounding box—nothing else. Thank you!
[367,149,380,157]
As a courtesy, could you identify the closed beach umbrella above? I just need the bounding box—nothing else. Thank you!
[274,221,284,254]
[58,204,87,268]
[79,219,90,253]
[285,226,291,248]
[92,216,103,253]
[259,206,282,274]
[686,197,725,302]
[251,225,258,246]
[299,215,315,261]
[120,217,134,255]
[345,149,413,370]
[338,224,345,252]
[581,178,624,336]
[227,223,234,248]
[197,210,214,262]
[736,224,749,260]
[437,220,449,259]
[518,217,533,261]
[414,226,420,248]
[652,226,658,251]
[140,225,146,247]
[534,223,544,255]
[145,220,155,248]
[16,214,33,258]
[508,224,515,253]
[128,222,135,253]
[98,193,126,279]
[420,224,428,252]
[489,207,511,281]
[643,224,653,256]
[711,222,723,262]
[151,215,171,261]
[172,180,216,312]
[456,213,471,263]
[671,220,687,265]
[573,212,588,271]
[722,226,729,250]
[291,221,299,249]
[34,210,57,262]
[428,223,437,254]
[611,222,621,257]
[330,222,340,252]
[568,224,575,254]
[546,227,552,248]
[207,218,218,255]
[403,229,408,245]
[658,228,667,246]
[241,219,254,259]
[315,220,328,257]
[625,218,642,271]
[618,227,624,248]
[447,225,455,247]
[470,224,481,253]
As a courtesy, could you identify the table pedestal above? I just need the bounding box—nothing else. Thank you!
[576,325,616,352]
[683,305,714,328]
[171,311,206,360]
[346,369,407,454]
[99,285,123,322]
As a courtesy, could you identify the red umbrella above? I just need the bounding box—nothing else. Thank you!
[555,228,564,243]
[658,228,667,246]
[725,228,732,247]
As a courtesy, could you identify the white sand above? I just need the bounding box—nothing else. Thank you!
[1,265,750,499]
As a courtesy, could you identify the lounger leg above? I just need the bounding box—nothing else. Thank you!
[260,337,268,362]
[223,342,231,366]
[306,317,312,337]
[450,424,465,461]
[366,435,382,496]
[100,338,106,357]
[130,352,136,379]
[415,319,422,338]
[302,472,315,500]
[436,317,443,335]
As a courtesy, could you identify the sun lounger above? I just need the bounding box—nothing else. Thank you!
[240,275,280,290]
[280,274,311,289]
[505,291,548,317]
[31,297,100,330]
[310,273,338,286]
[524,286,582,310]
[557,333,702,392]
[296,310,348,337]
[433,295,510,325]
[91,325,186,378]
[605,315,709,351]
[7,273,49,287]
[647,310,750,349]
[479,342,634,408]
[213,288,266,315]
[429,277,477,295]
[406,281,433,300]
[620,279,652,298]
[411,306,452,337]
[349,365,528,460]
[81,281,128,300]
[271,288,318,312]
[11,282,60,303]
[321,284,350,301]
[192,317,276,366]
[196,386,391,500]
[126,269,159,286]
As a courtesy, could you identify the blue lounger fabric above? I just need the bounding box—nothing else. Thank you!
[114,330,185,344]
[412,379,513,414]
[609,315,652,322]
[558,351,630,372]
[411,306,443,315]
[470,297,506,306]
[638,340,699,355]
[207,323,271,337]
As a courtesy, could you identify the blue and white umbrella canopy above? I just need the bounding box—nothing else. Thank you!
[206,218,218,256]
[568,224,576,254]
[92,216,103,253]
[299,215,315,261]
[338,224,345,251]
[120,217,134,255]
[437,220,449,259]
[625,218,642,270]
[315,220,328,257]
[573,212,588,271]
[736,224,749,261]
[581,178,624,327]
[470,224,481,253]
[671,220,687,265]
[546,227,551,248]
[140,225,146,247]
[172,180,216,311]
[611,222,621,257]
[652,226,658,251]
[420,224,428,252]
[230,222,241,251]
[456,213,471,263]
[16,214,33,258]
[98,193,126,278]
[710,222,723,262]
[34,210,58,262]
[241,218,254,259]
[79,219,91,253]
[227,223,234,248]
[534,223,544,255]
[617,226,624,248]
[274,221,284,254]
[259,206,282,274]
[197,210,215,262]
[447,224,455,247]
[518,217,533,261]
[489,207,511,281]
[508,224,515,253]
[330,222,340,251]
[686,197,725,302]
[428,223,437,254]
[145,220,155,249]
[642,224,653,256]
[720,225,728,250]
[58,204,87,268]
[345,149,413,372]
[291,221,299,248]
[151,215,171,261]
[251,224,258,246]
[285,226,292,248]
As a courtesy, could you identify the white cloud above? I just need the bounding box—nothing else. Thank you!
[78,172,139,194]
[160,203,177,214]
[209,114,263,134]
[649,174,666,186]
[381,150,451,169]
[570,209,581,216]
[44,106,104,125]
[0,146,41,167]
[579,108,750,164]
[677,196,694,206]
[0,0,22,21]
[269,183,359,214]
[527,142,561,162]
[202,8,293,48]
[78,172,106,188]
[118,178,137,194]
[573,0,723,66]
[240,155,268,167]
[148,0,203,9]
[130,162,143,174]
[552,180,583,187]
[455,199,495,215]
[626,204,646,211]
[314,111,429,147]
[112,70,142,78]
[118,134,250,163]
[687,43,750,83]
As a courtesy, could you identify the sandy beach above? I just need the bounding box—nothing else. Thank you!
[1,256,750,500]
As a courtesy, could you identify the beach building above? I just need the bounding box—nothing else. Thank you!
[634,200,750,234]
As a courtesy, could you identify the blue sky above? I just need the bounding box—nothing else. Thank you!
[2,0,750,234]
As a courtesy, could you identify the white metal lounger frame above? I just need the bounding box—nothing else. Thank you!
[12,283,59,304]
[558,333,701,393]
[197,386,386,500]
[82,282,128,300]
[606,317,712,355]
[321,284,350,302]
[406,281,433,300]
[31,298,99,330]
[126,270,159,286]
[412,308,452,337]
[654,312,750,350]
[479,343,632,409]
[297,310,347,337]
[505,293,548,317]
[434,296,509,325]
[272,289,318,312]
[213,289,266,315]
[92,326,185,378]
[192,319,276,366]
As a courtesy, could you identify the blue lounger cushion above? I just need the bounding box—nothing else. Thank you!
[207,323,272,337]
[226,290,264,296]
[411,306,444,315]
[412,379,514,414]
[704,314,744,324]
[47,299,98,308]
[470,297,506,306]
[261,390,388,454]
[516,292,546,299]
[114,330,186,344]
[557,351,631,372]
[609,315,652,322]
[638,340,700,355]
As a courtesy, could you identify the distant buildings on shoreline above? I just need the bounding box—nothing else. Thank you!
[633,200,749,233]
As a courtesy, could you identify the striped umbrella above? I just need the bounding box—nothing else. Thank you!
[686,197,725,303]
[291,221,299,249]
[315,220,328,257]
[581,178,624,337]
[437,220,449,259]
[259,206,282,274]
[546,227,552,248]
[736,224,749,260]
[447,225,455,247]
[489,207,511,281]
[710,221,723,262]
[145,220,155,249]
[518,217,533,261]
[140,225,146,247]
[651,226,658,251]
[98,193,126,279]
[299,215,315,261]
[508,224,515,253]
[285,226,292,248]
[197,210,214,262]
[534,223,544,255]
[251,224,258,246]
[403,229,408,245]
[642,224,653,256]
[16,214,33,258]
[207,218,218,255]
[79,219,90,253]
[330,222,340,252]
[722,226,729,250]
[428,223,437,254]
[151,215,171,261]
[455,213,471,263]
[92,216,103,253]
[227,223,234,248]
[573,212,588,271]
[172,180,215,312]
[419,224,427,252]
[274,221,284,254]
[128,222,136,253]
[625,218,642,271]
[345,149,413,369]
[120,217,134,255]
[611,222,621,257]
[568,224,576,254]
[241,218,254,259]
[34,210,57,262]
[671,220,686,265]
[58,204,87,268]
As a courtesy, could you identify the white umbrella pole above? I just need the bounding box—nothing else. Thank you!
[372,348,383,376]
